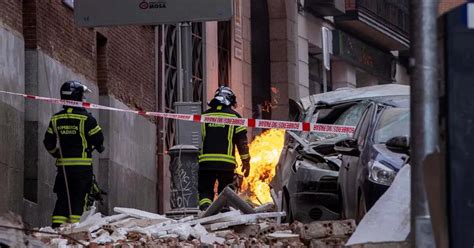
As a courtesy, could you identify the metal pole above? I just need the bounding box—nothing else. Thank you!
[181,22,193,102]
[322,68,328,92]
[410,0,438,247]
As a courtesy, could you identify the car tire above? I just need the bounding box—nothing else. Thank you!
[356,192,367,224]
[282,189,294,223]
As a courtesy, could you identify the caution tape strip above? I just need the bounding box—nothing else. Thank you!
[0,90,355,134]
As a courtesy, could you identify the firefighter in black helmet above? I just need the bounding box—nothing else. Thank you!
[198,86,251,211]
[43,81,104,228]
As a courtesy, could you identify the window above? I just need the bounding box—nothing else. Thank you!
[374,108,410,143]
[218,21,231,86]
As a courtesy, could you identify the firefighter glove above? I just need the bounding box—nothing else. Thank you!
[241,159,250,177]
[95,145,105,153]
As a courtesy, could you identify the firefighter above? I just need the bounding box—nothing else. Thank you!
[198,86,251,211]
[43,81,104,228]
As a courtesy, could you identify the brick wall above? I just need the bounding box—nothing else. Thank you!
[23,0,156,112]
[0,0,23,33]
[439,0,467,15]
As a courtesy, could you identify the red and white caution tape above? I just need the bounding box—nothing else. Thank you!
[0,90,355,134]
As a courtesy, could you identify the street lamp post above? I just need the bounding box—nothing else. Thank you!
[410,0,439,247]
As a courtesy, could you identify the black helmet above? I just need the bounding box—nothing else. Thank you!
[209,86,236,107]
[60,81,90,101]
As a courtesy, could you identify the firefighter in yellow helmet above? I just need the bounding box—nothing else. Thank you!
[198,86,251,211]
[43,81,104,228]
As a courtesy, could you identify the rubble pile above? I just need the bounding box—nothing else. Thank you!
[0,208,356,248]
[0,187,357,247]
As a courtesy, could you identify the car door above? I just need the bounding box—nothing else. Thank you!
[339,102,376,219]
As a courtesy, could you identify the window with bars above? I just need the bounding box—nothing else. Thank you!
[162,23,204,150]
[218,21,231,86]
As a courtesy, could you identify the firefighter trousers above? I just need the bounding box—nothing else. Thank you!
[52,166,92,227]
[198,169,234,210]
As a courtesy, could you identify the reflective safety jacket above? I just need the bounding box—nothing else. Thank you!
[199,105,250,171]
[43,107,104,166]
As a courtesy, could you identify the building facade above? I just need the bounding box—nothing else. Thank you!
[0,0,158,226]
[1,0,466,225]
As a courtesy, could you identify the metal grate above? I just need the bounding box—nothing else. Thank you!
[163,23,204,151]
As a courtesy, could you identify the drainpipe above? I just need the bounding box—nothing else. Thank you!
[410,0,438,247]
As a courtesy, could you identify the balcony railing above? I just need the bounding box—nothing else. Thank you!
[345,0,409,34]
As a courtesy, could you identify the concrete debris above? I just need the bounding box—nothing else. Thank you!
[200,233,225,245]
[346,165,411,246]
[201,186,256,217]
[2,199,361,247]
[294,219,356,241]
[113,207,169,220]
[254,202,275,213]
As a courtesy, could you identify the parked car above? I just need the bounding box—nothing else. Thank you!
[271,85,410,223]
[335,99,410,222]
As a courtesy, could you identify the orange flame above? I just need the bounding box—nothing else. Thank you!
[235,129,286,205]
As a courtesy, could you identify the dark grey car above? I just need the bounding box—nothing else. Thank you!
[272,85,410,223]
[336,99,410,222]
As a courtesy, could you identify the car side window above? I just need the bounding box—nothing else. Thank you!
[354,104,375,147]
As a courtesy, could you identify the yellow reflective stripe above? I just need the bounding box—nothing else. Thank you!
[202,113,238,118]
[52,114,87,120]
[52,215,68,220]
[69,215,81,223]
[52,215,68,224]
[84,193,89,212]
[199,154,235,160]
[199,158,236,164]
[199,198,212,206]
[201,123,206,155]
[47,127,54,134]
[227,125,234,155]
[88,125,102,136]
[56,162,92,166]
[79,119,87,158]
[48,147,58,154]
[52,119,58,134]
[56,158,92,166]
[236,126,246,134]
[198,154,236,164]
[240,154,250,160]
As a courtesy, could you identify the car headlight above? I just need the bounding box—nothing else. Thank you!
[368,160,396,186]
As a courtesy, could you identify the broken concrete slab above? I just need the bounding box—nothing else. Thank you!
[67,231,91,242]
[102,213,128,224]
[192,224,208,239]
[200,233,225,245]
[208,212,285,231]
[169,223,196,240]
[267,232,300,243]
[233,224,260,237]
[310,236,348,247]
[114,207,169,220]
[187,210,241,226]
[295,219,356,241]
[201,187,255,217]
[254,203,275,213]
[346,165,410,246]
